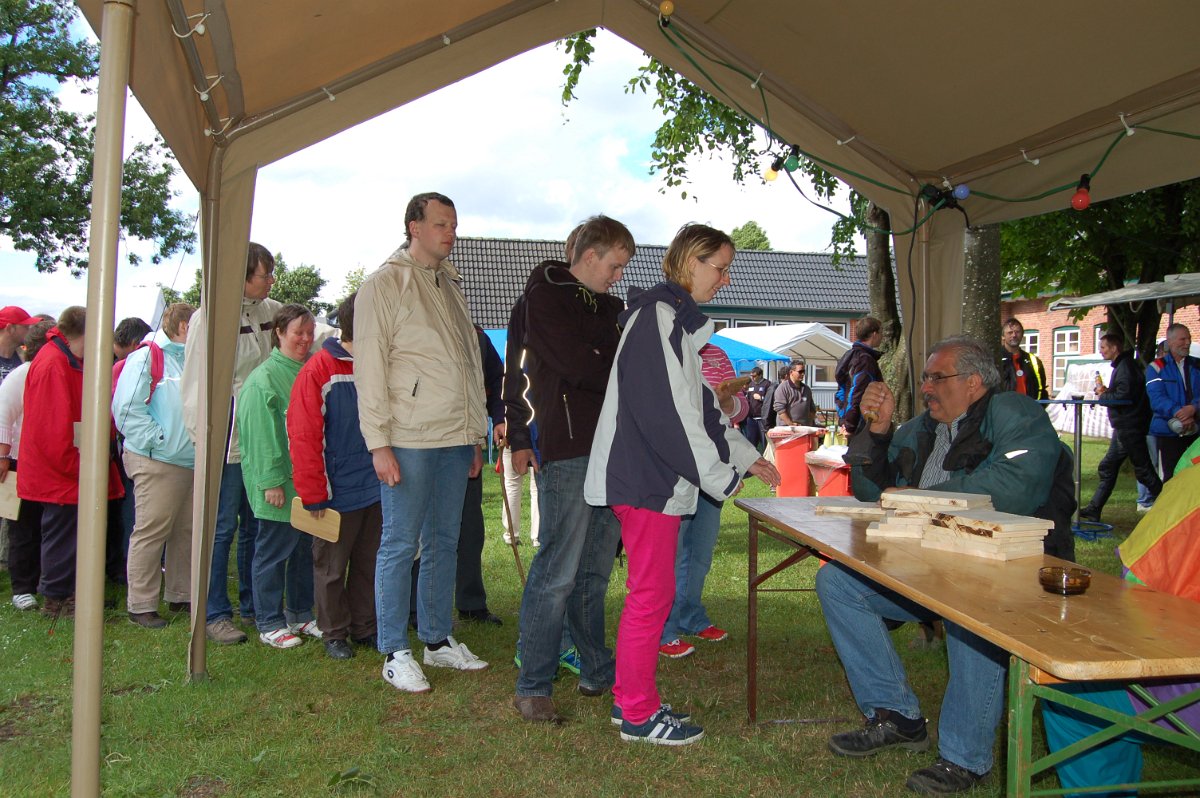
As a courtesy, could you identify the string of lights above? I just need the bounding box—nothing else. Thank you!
[653,1,1199,231]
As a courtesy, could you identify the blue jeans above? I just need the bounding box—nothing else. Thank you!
[206,461,257,623]
[375,446,471,655]
[252,518,315,633]
[661,493,722,644]
[1137,435,1159,506]
[816,562,1008,775]
[516,456,620,697]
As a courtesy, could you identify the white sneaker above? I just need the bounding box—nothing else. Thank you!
[12,593,38,611]
[382,650,431,693]
[289,620,323,639]
[259,628,303,649]
[423,636,489,671]
[1137,503,1153,513]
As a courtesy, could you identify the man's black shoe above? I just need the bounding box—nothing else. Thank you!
[324,639,355,660]
[905,758,988,794]
[352,634,377,649]
[1078,506,1101,523]
[459,608,503,626]
[828,711,929,757]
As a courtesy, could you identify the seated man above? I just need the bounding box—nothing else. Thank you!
[818,336,1073,795]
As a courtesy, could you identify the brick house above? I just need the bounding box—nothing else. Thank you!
[1000,295,1200,393]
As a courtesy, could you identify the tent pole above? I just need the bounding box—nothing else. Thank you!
[73,1,135,795]
[187,147,224,681]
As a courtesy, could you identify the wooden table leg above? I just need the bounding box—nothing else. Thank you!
[1007,657,1035,798]
[748,514,759,724]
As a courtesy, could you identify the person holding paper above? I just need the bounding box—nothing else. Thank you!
[288,292,381,660]
[236,304,319,649]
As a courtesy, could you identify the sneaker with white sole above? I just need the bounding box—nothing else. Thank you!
[259,628,303,649]
[12,593,38,611]
[620,705,705,746]
[289,620,323,639]
[659,638,696,658]
[382,650,431,693]
[423,636,489,671]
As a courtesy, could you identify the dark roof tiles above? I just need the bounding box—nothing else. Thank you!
[451,237,868,328]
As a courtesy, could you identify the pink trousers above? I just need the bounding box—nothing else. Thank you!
[612,504,681,725]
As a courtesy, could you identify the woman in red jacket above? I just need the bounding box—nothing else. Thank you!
[18,306,124,618]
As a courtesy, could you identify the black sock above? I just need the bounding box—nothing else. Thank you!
[427,638,451,651]
[878,709,925,734]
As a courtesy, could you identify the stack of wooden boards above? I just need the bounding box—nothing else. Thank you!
[815,490,1051,560]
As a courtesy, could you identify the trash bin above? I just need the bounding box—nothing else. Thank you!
[806,448,853,497]
[767,426,822,497]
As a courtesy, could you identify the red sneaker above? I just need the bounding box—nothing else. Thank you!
[696,625,728,642]
[659,639,696,658]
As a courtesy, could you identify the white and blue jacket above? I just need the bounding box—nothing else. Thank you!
[112,331,194,469]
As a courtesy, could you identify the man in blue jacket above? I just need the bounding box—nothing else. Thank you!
[820,336,1073,795]
[1145,323,1200,480]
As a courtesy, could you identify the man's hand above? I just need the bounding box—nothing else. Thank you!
[309,508,326,520]
[860,382,896,434]
[1176,404,1197,423]
[492,422,507,447]
[469,445,483,478]
[747,458,781,488]
[371,447,402,487]
[510,448,537,476]
[0,458,9,483]
[264,486,285,508]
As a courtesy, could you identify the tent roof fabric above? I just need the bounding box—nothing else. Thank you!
[1048,273,1200,311]
[451,237,868,328]
[715,322,853,363]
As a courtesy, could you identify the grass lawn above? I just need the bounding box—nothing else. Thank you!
[0,437,1196,796]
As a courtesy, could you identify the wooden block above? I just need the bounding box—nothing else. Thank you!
[0,477,18,521]
[814,497,886,521]
[880,489,992,511]
[933,509,1053,534]
[866,521,924,539]
[924,528,1040,549]
[290,497,341,542]
[920,534,1043,560]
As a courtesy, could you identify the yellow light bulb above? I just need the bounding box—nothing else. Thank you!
[659,1,675,16]
[764,167,779,182]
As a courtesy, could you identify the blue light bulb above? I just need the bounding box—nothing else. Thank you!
[953,184,970,201]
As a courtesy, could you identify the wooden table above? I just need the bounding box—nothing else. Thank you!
[736,496,1200,796]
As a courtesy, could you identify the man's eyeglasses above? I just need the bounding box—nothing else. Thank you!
[920,372,963,385]
[700,260,732,276]
[251,270,275,281]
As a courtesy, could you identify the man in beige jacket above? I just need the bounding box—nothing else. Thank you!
[355,192,488,694]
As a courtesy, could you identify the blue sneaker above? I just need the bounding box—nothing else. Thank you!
[611,703,691,726]
[558,646,582,675]
[620,706,704,746]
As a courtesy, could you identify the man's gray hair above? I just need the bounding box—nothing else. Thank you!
[929,335,1001,390]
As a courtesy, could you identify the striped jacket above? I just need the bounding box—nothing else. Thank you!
[585,282,759,516]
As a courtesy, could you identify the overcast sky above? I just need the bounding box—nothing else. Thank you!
[1,30,855,322]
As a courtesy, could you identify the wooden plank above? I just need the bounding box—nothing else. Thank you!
[933,509,1053,533]
[866,522,924,539]
[733,497,1200,681]
[289,497,341,542]
[0,477,18,521]
[814,497,886,520]
[880,489,993,510]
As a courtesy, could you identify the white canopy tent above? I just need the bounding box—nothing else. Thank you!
[1048,272,1200,315]
[716,322,852,372]
[65,1,1200,792]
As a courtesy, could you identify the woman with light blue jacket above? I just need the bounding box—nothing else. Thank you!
[112,302,196,629]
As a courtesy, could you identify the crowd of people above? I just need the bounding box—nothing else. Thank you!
[1,190,1195,792]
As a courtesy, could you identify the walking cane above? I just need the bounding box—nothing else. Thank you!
[497,441,526,585]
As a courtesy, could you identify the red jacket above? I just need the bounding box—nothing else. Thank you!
[17,329,123,504]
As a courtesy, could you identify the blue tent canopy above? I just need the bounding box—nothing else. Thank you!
[485,329,787,374]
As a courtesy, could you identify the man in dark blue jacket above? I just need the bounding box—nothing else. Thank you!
[1146,323,1200,480]
[1080,334,1161,521]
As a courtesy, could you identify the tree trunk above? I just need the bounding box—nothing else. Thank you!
[865,202,911,423]
[962,223,1002,360]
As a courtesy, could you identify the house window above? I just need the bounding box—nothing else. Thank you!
[1094,325,1107,353]
[733,319,767,328]
[711,319,729,332]
[1053,327,1080,391]
[810,364,833,384]
[823,322,847,338]
[1022,330,1040,357]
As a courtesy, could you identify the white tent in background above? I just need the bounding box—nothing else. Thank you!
[717,322,852,370]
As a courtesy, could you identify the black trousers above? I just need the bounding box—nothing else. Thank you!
[1157,433,1200,482]
[39,503,78,600]
[8,493,44,596]
[1087,427,1163,513]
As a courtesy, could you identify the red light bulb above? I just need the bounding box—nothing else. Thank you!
[1071,188,1090,211]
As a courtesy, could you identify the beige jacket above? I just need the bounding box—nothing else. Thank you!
[181,295,282,464]
[354,246,485,451]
